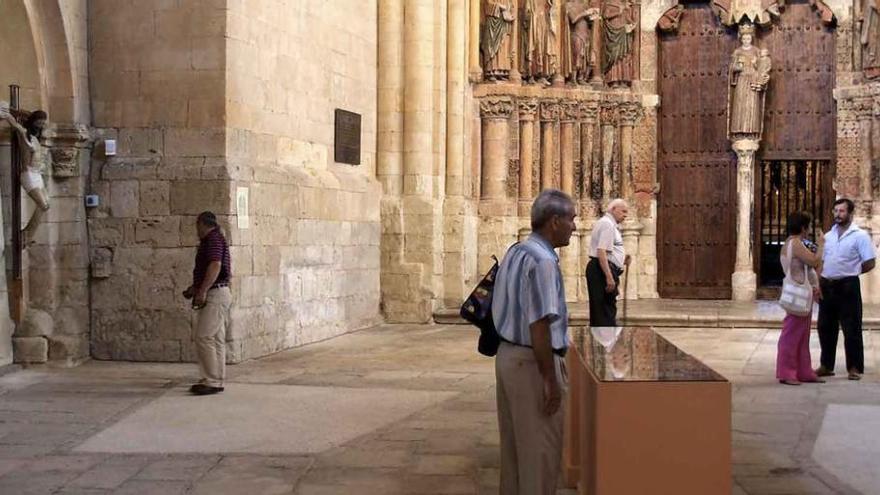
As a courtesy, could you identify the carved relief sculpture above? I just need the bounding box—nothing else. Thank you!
[602,0,637,86]
[481,0,517,81]
[523,0,559,84]
[862,0,880,79]
[727,24,770,141]
[563,0,601,84]
[1,104,51,245]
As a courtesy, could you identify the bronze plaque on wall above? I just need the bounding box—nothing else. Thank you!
[334,109,361,165]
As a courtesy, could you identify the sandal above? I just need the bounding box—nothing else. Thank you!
[848,369,862,381]
[779,379,802,386]
[815,366,835,377]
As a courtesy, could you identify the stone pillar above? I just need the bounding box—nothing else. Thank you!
[540,100,560,190]
[560,101,578,196]
[858,97,873,205]
[468,0,481,81]
[378,0,404,195]
[579,101,600,217]
[590,18,604,85]
[518,99,538,214]
[617,101,643,201]
[403,0,435,197]
[480,97,514,199]
[600,101,618,204]
[731,139,759,301]
[621,220,644,300]
[446,0,467,197]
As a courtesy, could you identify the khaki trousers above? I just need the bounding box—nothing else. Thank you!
[495,342,568,495]
[194,287,232,387]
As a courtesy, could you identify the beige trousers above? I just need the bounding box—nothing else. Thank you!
[495,342,568,495]
[194,286,231,387]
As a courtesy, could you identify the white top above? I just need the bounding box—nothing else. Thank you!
[821,223,876,280]
[589,214,625,269]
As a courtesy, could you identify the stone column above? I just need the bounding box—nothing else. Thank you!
[518,99,538,215]
[600,101,619,204]
[540,100,560,190]
[579,101,600,216]
[446,0,467,197]
[378,0,405,195]
[731,139,759,301]
[617,101,643,201]
[480,97,514,198]
[590,17,604,85]
[857,97,874,205]
[621,220,644,300]
[468,0,481,81]
[403,0,435,197]
[560,101,578,196]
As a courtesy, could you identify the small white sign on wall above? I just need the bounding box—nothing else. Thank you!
[236,187,249,229]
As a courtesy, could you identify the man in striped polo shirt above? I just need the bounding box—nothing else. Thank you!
[184,211,232,396]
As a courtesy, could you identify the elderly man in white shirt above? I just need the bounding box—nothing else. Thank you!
[492,189,576,495]
[817,198,876,381]
[586,199,631,327]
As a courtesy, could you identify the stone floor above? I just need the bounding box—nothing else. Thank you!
[0,324,878,494]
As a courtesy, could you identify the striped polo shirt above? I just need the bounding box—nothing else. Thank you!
[193,228,231,288]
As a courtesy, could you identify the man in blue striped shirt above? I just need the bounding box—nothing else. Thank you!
[491,189,576,495]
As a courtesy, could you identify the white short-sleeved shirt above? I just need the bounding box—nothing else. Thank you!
[491,234,568,352]
[821,223,876,279]
[589,214,625,269]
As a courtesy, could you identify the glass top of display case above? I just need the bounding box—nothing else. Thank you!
[569,327,727,382]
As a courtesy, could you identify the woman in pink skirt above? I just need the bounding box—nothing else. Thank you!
[777,212,823,386]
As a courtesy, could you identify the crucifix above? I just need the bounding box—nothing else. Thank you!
[2,85,51,321]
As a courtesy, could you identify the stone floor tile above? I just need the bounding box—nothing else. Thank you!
[190,456,311,495]
[413,454,475,475]
[111,480,190,495]
[132,455,219,481]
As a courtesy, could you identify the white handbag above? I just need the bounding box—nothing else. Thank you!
[778,240,813,316]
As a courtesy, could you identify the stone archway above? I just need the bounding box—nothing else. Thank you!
[0,0,86,367]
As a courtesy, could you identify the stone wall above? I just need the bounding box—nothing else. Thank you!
[223,0,381,360]
[87,0,229,361]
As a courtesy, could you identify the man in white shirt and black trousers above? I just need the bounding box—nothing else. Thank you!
[816,198,876,381]
[586,199,631,327]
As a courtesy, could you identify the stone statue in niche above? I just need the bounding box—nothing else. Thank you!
[563,0,601,84]
[861,0,880,79]
[1,103,51,246]
[481,0,516,81]
[602,0,637,86]
[523,0,559,84]
[727,24,771,141]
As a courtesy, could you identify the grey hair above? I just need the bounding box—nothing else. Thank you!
[531,189,574,231]
[606,198,628,213]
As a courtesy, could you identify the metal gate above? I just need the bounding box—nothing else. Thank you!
[755,160,832,291]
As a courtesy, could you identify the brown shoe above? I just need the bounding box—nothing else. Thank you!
[848,369,862,381]
[815,366,835,377]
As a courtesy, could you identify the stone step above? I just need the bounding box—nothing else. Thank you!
[435,304,880,329]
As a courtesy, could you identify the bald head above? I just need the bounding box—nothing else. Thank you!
[605,198,629,224]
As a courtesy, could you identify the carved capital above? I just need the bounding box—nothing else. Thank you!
[560,100,580,123]
[617,102,644,126]
[480,97,514,120]
[518,99,539,121]
[579,101,600,122]
[45,123,91,178]
[839,96,874,121]
[540,100,560,122]
[600,101,619,125]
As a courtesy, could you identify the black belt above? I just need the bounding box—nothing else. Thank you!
[820,276,858,285]
[501,338,567,357]
[588,257,624,276]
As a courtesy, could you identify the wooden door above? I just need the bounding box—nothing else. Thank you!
[657,2,738,299]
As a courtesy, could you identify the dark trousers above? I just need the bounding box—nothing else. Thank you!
[586,258,620,327]
[817,276,864,373]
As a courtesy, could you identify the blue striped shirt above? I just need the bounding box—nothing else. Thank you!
[491,234,569,351]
